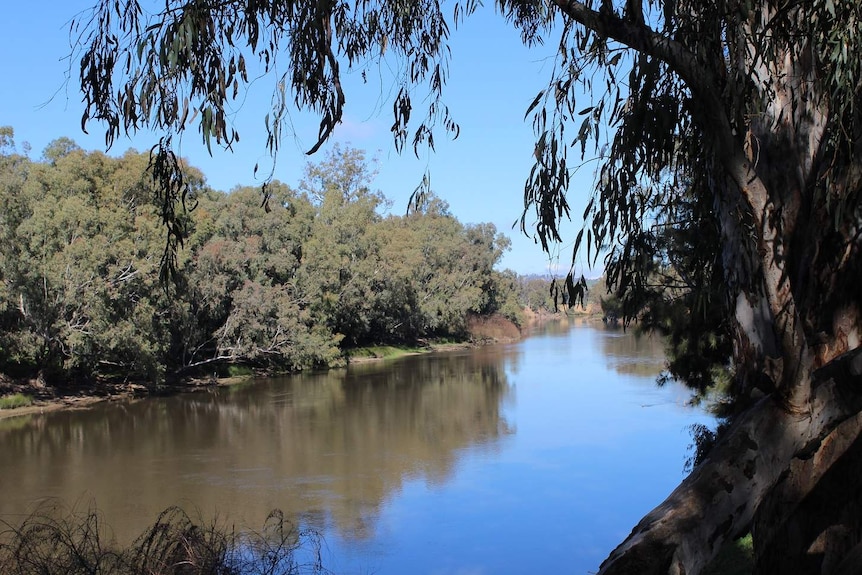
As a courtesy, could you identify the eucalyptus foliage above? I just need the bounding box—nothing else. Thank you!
[69,1,862,571]
[72,0,862,391]
[0,136,517,385]
[73,0,470,263]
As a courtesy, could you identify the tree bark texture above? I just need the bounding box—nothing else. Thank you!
[547,3,862,573]
[753,412,862,575]
[597,348,862,575]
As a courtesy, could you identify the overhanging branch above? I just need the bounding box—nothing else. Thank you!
[552,1,712,100]
[552,1,738,160]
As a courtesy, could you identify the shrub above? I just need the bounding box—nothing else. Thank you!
[0,503,326,575]
[0,393,33,410]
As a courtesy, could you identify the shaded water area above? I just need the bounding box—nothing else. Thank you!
[0,322,711,574]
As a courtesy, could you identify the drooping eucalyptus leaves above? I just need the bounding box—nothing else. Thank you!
[73,0,471,277]
[73,1,862,571]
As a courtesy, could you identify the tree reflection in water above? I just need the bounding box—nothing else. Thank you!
[0,349,513,544]
[0,326,711,574]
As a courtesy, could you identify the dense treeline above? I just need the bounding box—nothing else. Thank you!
[0,130,534,386]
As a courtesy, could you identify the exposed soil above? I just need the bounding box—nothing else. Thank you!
[0,373,244,420]
[466,313,522,343]
[0,313,526,421]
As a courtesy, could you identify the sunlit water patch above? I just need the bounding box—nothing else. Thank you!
[0,323,711,574]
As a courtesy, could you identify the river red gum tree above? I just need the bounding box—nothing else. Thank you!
[528,3,862,572]
[74,0,862,572]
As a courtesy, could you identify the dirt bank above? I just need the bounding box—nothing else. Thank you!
[0,374,250,420]
[0,313,526,420]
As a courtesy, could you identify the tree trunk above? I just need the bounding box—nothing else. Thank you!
[753,413,862,575]
[597,347,862,575]
[548,5,862,574]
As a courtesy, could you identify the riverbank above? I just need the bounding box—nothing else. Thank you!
[1,346,473,420]
[0,316,525,420]
[0,371,256,420]
[0,325,745,575]
[344,341,473,364]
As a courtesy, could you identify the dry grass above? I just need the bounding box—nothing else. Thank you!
[0,503,327,575]
[466,313,521,343]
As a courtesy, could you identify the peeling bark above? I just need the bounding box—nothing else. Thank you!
[597,348,862,575]
[540,3,860,573]
[753,413,862,574]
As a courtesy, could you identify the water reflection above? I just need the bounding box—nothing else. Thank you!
[600,328,666,378]
[0,324,710,574]
[0,351,512,543]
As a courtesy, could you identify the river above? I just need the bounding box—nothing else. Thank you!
[0,321,712,574]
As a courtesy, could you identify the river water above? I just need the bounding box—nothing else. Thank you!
[0,321,711,574]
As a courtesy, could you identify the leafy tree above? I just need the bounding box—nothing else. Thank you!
[401,194,513,336]
[0,128,34,374]
[520,3,862,571]
[369,217,426,341]
[0,141,173,383]
[294,149,514,345]
[72,1,862,569]
[295,146,389,346]
[486,269,524,326]
[516,275,557,313]
[180,182,341,372]
[0,137,518,385]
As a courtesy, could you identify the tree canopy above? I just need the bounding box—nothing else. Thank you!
[72,0,862,573]
[0,136,521,384]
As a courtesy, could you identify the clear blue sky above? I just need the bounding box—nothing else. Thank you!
[0,1,599,276]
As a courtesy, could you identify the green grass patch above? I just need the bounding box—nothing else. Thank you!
[0,393,34,410]
[226,365,254,377]
[703,533,753,575]
[347,345,425,360]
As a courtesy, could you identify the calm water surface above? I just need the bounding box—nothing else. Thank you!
[0,322,711,574]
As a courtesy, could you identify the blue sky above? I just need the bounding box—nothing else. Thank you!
[0,1,600,276]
